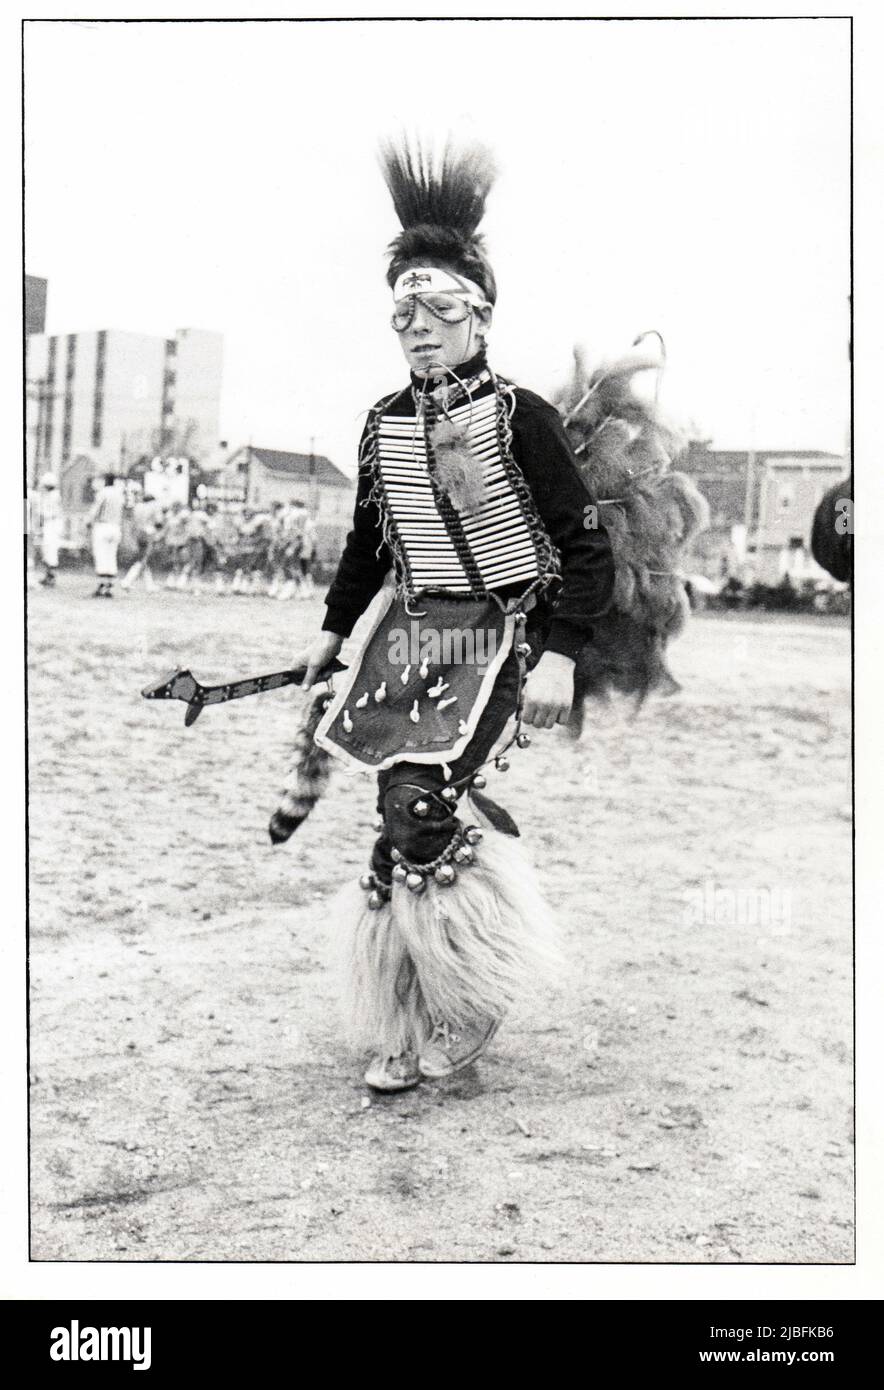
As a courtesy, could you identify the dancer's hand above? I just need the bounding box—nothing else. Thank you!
[521,651,574,729]
[295,631,343,688]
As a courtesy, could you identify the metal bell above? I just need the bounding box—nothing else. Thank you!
[367,890,385,910]
[390,847,402,863]
[464,826,483,846]
[405,870,427,893]
[513,610,527,624]
[471,773,487,790]
[441,786,459,803]
[391,863,408,884]
[359,872,376,891]
[453,844,474,865]
[434,863,456,886]
[495,756,510,772]
[412,799,430,818]
[373,814,385,831]
[516,732,531,749]
[516,642,532,658]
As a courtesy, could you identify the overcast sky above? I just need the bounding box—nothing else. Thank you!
[24,17,850,474]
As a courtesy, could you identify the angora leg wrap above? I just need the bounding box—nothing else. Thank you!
[335,881,433,1056]
[389,810,564,1033]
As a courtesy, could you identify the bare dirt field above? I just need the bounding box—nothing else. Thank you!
[27,576,852,1263]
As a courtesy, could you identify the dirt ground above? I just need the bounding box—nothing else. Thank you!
[27,574,853,1263]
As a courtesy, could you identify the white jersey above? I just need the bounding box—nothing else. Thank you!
[89,484,125,529]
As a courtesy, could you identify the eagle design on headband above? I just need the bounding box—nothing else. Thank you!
[391,264,487,307]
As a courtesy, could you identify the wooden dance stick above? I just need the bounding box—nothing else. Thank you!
[141,659,346,727]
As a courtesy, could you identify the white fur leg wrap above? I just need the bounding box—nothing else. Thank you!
[335,881,433,1056]
[389,812,563,1032]
[335,813,563,1054]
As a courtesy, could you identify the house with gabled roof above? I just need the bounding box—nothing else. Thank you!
[212,443,354,568]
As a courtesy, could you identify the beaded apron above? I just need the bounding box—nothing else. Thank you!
[314,590,518,773]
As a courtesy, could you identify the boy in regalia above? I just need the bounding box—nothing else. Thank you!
[291,140,616,1091]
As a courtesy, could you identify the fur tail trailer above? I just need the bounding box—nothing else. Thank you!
[553,343,709,723]
[268,691,334,844]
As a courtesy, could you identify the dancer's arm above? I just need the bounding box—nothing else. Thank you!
[511,390,617,727]
[296,421,392,687]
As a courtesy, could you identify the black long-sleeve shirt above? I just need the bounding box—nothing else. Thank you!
[322,363,615,662]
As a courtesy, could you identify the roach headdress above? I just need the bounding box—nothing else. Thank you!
[379,137,499,303]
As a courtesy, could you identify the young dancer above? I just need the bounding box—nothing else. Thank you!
[291,141,615,1091]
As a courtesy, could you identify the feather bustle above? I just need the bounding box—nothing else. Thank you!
[553,347,709,711]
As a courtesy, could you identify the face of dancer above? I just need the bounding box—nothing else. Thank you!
[394,273,493,378]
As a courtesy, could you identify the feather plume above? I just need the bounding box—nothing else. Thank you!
[430,416,488,513]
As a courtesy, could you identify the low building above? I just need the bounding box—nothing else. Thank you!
[679,445,847,585]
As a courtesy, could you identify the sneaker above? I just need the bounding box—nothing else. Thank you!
[418,1018,500,1080]
[364,1052,421,1092]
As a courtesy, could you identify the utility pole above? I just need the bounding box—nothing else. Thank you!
[744,450,756,537]
[308,435,318,515]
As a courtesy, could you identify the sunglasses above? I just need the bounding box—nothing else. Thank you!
[390,292,477,333]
